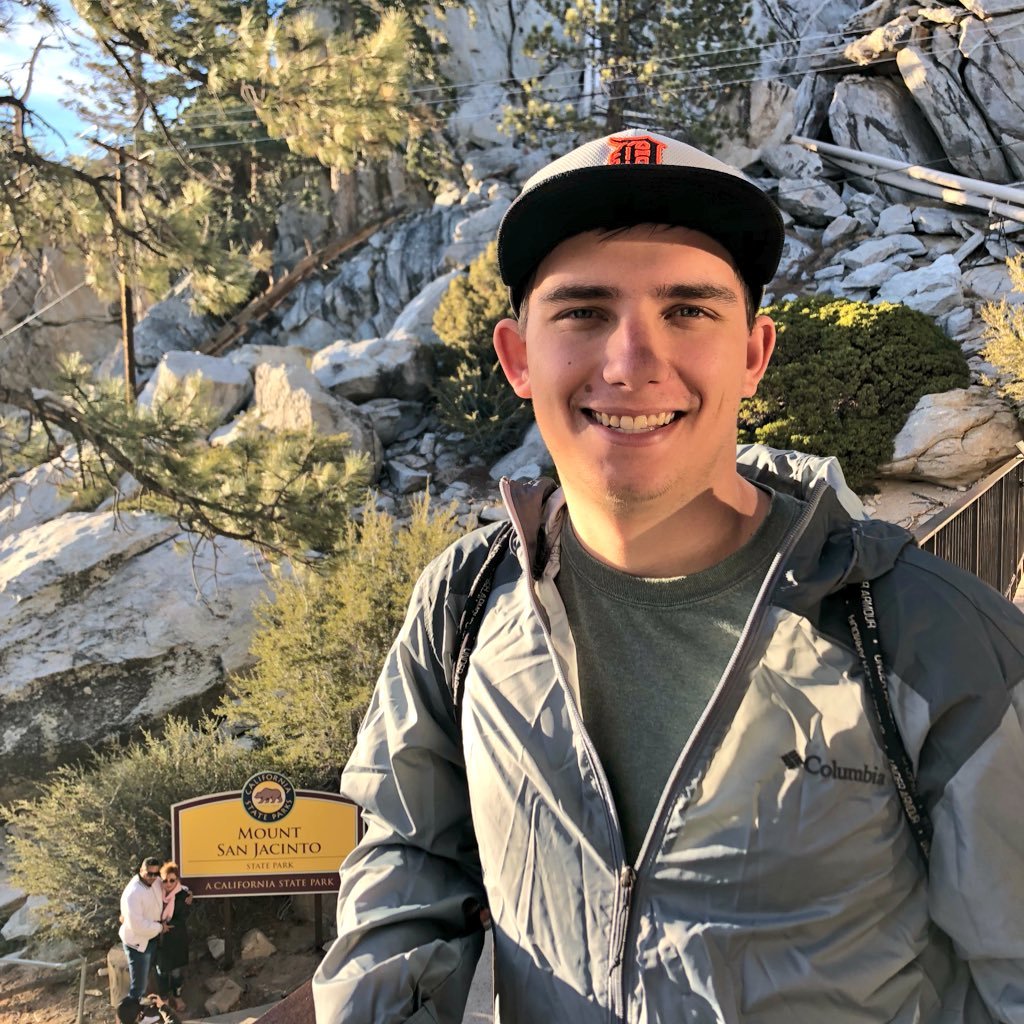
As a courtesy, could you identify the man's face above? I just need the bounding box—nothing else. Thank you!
[493,225,775,519]
[139,865,160,886]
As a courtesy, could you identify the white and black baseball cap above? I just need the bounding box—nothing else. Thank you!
[496,128,785,316]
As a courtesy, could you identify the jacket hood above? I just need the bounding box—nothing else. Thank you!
[500,444,915,608]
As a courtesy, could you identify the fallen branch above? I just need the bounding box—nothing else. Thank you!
[201,212,404,357]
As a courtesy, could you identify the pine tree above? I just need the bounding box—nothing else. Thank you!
[505,0,756,147]
[0,0,432,318]
[1,0,446,550]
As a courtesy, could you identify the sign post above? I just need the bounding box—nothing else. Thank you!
[172,771,360,903]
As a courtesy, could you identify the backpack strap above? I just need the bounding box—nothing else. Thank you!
[449,520,515,731]
[844,579,933,864]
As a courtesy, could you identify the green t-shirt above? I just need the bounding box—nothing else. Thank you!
[556,488,803,863]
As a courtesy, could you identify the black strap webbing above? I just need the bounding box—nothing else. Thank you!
[845,579,933,864]
[450,521,515,728]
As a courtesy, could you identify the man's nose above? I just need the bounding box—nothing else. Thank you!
[602,315,669,387]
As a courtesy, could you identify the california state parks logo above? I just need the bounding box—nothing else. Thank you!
[241,771,296,823]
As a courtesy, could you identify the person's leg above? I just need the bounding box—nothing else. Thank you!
[153,958,170,997]
[170,968,186,1011]
[123,944,152,1000]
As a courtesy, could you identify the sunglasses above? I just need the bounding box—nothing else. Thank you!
[145,871,160,878]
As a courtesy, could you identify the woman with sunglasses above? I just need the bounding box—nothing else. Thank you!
[155,861,192,1013]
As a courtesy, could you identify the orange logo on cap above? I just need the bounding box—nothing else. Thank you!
[606,135,666,166]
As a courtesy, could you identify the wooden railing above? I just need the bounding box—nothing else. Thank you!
[914,443,1024,599]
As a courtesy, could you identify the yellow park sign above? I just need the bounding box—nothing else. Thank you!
[171,771,361,898]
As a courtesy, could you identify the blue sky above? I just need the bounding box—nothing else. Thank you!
[1,0,94,154]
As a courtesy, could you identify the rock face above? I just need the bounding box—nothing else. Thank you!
[828,78,950,197]
[311,337,435,403]
[0,511,270,801]
[114,280,219,378]
[0,250,119,390]
[896,46,1013,181]
[797,0,1024,185]
[880,388,1024,485]
[250,363,383,478]
[427,1,556,150]
[0,455,78,541]
[138,351,254,421]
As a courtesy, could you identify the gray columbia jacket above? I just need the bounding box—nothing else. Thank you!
[314,450,1024,1024]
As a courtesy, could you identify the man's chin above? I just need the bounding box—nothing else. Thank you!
[596,478,673,513]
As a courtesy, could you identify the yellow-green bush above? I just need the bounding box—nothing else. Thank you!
[220,495,464,779]
[739,297,969,491]
[981,254,1024,402]
[432,242,533,456]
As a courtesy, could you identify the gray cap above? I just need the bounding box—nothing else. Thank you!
[496,129,785,316]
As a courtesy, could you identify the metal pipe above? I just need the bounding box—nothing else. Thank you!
[0,956,80,968]
[791,135,1024,207]
[77,957,87,1024]
[814,154,1024,226]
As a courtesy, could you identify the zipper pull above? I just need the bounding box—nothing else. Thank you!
[614,866,636,969]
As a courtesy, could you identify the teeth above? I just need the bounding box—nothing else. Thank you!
[593,411,676,432]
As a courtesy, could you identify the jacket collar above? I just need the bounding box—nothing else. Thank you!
[498,446,915,597]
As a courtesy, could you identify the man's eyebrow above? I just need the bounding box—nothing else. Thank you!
[654,282,739,304]
[537,284,621,305]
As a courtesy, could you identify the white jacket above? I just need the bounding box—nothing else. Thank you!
[118,874,163,952]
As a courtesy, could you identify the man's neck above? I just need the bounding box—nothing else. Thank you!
[565,477,769,578]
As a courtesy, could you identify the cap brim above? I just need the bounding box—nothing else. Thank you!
[497,165,784,314]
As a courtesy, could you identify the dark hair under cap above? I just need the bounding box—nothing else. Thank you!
[496,129,785,317]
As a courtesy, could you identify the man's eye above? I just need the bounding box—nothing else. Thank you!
[671,306,707,319]
[558,308,598,321]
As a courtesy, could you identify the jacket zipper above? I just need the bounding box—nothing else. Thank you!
[608,865,636,1022]
[616,481,829,1020]
[503,490,635,1021]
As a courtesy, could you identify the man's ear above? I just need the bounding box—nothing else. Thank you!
[741,314,776,398]
[493,317,532,399]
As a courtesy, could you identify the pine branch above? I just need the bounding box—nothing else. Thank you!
[0,381,364,562]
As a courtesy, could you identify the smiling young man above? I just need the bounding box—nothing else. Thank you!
[492,223,775,578]
[314,131,1024,1023]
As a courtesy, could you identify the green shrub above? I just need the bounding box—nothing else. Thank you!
[739,297,970,491]
[432,242,533,456]
[2,718,292,948]
[981,254,1024,402]
[220,494,465,779]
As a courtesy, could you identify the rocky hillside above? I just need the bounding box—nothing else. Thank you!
[2,0,1024,803]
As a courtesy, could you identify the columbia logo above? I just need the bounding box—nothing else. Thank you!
[781,748,887,787]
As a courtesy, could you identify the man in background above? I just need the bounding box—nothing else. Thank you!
[119,856,169,1002]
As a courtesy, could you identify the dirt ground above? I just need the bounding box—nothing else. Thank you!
[0,919,323,1024]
